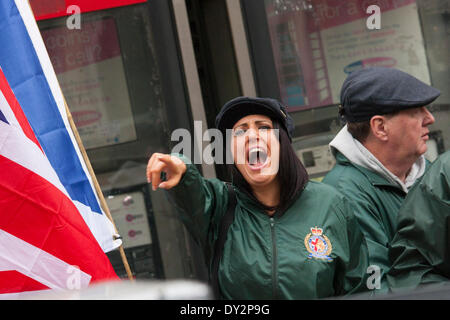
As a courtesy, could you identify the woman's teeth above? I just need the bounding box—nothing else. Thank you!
[248,148,268,166]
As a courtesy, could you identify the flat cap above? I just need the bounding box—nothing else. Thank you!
[340,67,440,122]
[215,96,295,141]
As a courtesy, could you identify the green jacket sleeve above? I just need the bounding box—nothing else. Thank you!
[328,182,391,292]
[388,153,450,290]
[165,154,229,259]
[334,197,370,296]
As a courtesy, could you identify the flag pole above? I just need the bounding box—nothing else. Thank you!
[64,101,134,282]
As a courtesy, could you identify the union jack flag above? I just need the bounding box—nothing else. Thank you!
[0,0,120,297]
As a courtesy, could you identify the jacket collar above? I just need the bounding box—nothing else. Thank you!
[330,126,426,193]
[233,186,262,212]
[233,183,305,218]
[334,152,406,192]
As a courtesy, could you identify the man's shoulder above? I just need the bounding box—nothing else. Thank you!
[323,158,372,189]
[413,150,450,200]
[423,151,450,181]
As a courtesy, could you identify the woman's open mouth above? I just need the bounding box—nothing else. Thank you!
[247,147,269,170]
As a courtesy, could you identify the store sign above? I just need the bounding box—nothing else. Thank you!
[30,0,147,21]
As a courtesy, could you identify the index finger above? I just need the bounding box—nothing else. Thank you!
[147,153,164,182]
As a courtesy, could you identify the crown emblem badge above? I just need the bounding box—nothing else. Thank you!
[304,226,333,261]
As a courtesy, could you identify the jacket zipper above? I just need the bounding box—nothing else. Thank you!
[270,217,278,299]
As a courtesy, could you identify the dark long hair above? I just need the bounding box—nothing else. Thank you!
[227,120,309,213]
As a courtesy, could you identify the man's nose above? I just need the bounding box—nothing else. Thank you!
[423,107,435,125]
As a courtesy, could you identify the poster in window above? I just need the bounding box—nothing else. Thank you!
[265,0,431,110]
[317,0,431,103]
[41,18,137,149]
[106,191,152,249]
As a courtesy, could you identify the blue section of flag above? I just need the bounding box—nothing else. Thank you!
[0,1,101,214]
[0,109,8,124]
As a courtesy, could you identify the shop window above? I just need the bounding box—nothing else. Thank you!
[35,2,208,282]
[243,0,449,178]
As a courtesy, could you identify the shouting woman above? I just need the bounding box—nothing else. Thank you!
[146,96,369,299]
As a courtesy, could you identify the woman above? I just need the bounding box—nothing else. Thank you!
[147,96,369,299]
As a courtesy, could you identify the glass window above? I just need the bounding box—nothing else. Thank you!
[262,0,444,110]
[36,2,208,281]
[243,0,449,178]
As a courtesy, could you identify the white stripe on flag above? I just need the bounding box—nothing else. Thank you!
[0,229,92,293]
[73,200,119,253]
[0,87,20,129]
[0,104,67,197]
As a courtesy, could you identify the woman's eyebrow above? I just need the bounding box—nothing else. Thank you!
[234,123,248,129]
[255,120,273,126]
[234,119,272,129]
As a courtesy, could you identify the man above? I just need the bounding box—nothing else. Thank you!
[322,67,440,292]
[388,150,450,291]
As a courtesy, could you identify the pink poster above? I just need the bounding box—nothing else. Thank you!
[42,18,137,149]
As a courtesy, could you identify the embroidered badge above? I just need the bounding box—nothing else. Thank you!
[304,226,333,261]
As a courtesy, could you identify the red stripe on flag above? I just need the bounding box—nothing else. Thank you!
[0,155,118,288]
[0,69,42,152]
[0,271,49,294]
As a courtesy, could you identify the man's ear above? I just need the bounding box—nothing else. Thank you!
[369,115,389,142]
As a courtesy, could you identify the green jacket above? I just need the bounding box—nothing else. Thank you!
[167,155,369,299]
[388,150,450,290]
[322,152,409,292]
